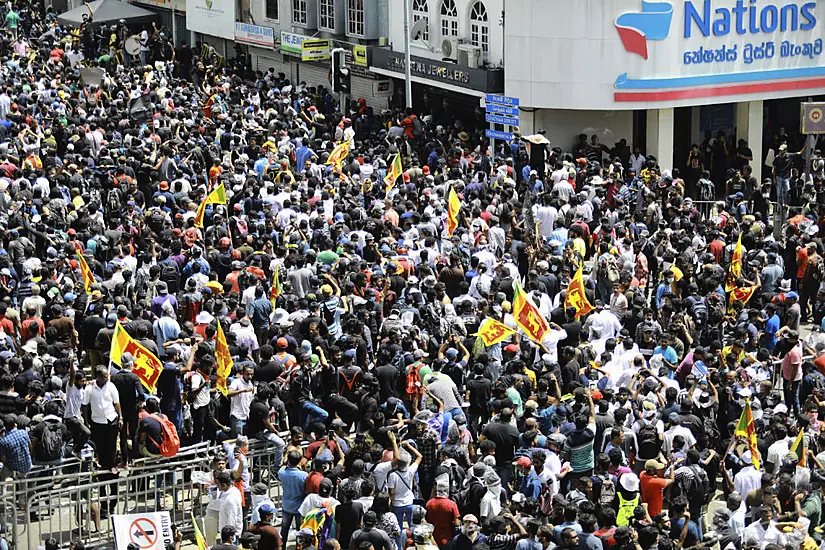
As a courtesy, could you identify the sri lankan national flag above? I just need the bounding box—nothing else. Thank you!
[565,264,595,319]
[270,266,282,308]
[76,250,95,294]
[215,319,233,396]
[728,284,757,313]
[384,153,403,192]
[725,234,744,293]
[734,398,761,470]
[474,317,516,346]
[191,511,208,550]
[512,280,550,344]
[447,186,461,237]
[110,321,163,392]
[790,428,807,467]
[194,183,227,228]
[325,141,351,173]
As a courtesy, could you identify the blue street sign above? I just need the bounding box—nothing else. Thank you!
[486,129,514,141]
[485,104,519,116]
[486,94,519,106]
[486,113,520,126]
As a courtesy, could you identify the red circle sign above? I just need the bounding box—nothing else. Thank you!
[129,518,159,549]
[810,108,823,123]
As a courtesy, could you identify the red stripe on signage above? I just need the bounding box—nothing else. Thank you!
[614,77,825,102]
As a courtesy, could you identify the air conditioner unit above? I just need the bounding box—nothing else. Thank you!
[441,38,460,60]
[457,44,481,68]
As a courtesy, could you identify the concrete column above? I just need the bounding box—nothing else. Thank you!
[646,109,660,158]
[748,100,764,184]
[658,108,675,173]
[736,102,749,143]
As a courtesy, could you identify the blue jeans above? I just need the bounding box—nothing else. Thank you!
[254,430,286,471]
[231,416,247,437]
[784,379,801,416]
[393,504,415,549]
[777,177,790,208]
[281,510,300,543]
[299,401,329,429]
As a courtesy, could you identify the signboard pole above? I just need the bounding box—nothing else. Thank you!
[331,47,346,113]
[402,0,412,108]
[485,94,520,166]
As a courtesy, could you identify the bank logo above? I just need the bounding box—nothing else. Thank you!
[615,1,674,59]
[205,0,213,8]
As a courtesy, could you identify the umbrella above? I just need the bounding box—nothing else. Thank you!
[57,0,156,27]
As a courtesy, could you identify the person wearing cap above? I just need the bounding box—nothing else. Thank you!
[249,500,282,550]
[639,458,674,517]
[514,455,542,500]
[350,511,395,550]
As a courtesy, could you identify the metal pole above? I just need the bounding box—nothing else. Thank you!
[402,0,412,108]
[331,47,346,113]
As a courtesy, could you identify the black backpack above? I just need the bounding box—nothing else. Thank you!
[36,421,64,462]
[455,477,482,515]
[106,188,122,215]
[690,297,708,326]
[637,423,661,460]
[160,262,180,294]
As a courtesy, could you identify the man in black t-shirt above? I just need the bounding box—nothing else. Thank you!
[466,365,492,436]
[480,408,519,485]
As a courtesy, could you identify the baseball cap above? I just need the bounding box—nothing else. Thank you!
[445,348,458,359]
[258,502,277,515]
[462,514,479,524]
[645,459,666,470]
[514,456,532,467]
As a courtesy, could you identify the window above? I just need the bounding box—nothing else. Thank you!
[469,0,488,53]
[440,0,458,38]
[292,0,308,25]
[412,0,429,42]
[265,0,278,20]
[347,0,364,35]
[319,0,335,30]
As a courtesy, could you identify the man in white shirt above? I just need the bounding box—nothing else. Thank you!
[743,506,786,549]
[189,363,212,443]
[227,366,255,436]
[733,451,763,499]
[387,433,422,550]
[83,366,122,471]
[64,364,90,456]
[216,471,244,541]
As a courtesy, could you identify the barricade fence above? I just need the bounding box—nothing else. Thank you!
[2,439,284,549]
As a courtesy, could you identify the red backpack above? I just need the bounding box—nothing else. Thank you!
[148,414,180,458]
[405,363,423,398]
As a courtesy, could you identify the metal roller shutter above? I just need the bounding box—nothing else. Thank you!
[201,34,225,56]
[297,62,331,90]
[348,75,373,104]
[253,49,290,75]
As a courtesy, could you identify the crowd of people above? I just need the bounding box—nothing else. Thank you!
[5,4,825,550]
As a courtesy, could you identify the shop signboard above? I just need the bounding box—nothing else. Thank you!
[302,39,331,61]
[235,22,275,47]
[185,0,235,40]
[506,0,825,109]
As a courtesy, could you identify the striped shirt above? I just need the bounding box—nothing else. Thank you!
[564,422,597,473]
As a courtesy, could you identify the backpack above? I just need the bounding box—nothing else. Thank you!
[148,413,180,458]
[106,188,122,214]
[405,363,423,398]
[699,179,715,201]
[598,474,617,508]
[456,478,483,516]
[538,482,554,516]
[160,262,180,294]
[447,462,465,497]
[809,256,825,283]
[275,366,300,403]
[637,423,661,460]
[339,369,361,399]
[690,297,708,326]
[411,116,424,139]
[36,421,64,462]
[675,465,709,503]
[601,255,621,284]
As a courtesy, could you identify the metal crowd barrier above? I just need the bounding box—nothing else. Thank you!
[2,438,286,549]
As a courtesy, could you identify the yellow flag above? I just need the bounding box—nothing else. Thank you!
[512,280,550,344]
[384,153,403,192]
[325,141,351,172]
[194,183,227,227]
[565,264,595,319]
[725,234,744,293]
[474,318,516,346]
[76,250,95,294]
[110,321,164,392]
[191,511,208,550]
[790,428,807,467]
[447,186,461,237]
[215,320,233,396]
[734,399,761,470]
